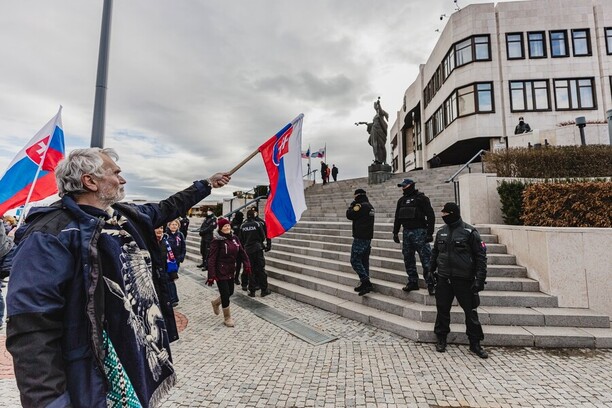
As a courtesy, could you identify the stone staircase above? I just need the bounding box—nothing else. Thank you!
[186,166,612,348]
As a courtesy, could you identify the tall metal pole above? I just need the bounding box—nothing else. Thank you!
[91,0,113,148]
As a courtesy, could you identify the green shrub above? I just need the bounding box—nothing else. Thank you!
[497,180,528,225]
[484,145,612,178]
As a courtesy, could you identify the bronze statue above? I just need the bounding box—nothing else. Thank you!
[356,97,389,164]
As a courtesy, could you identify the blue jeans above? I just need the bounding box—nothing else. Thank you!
[167,280,179,304]
[350,238,371,282]
[402,228,432,284]
[0,284,4,326]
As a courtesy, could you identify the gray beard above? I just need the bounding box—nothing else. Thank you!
[99,189,126,209]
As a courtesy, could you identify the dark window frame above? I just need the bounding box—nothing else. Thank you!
[506,32,525,60]
[606,27,612,55]
[571,28,592,57]
[553,77,597,110]
[549,30,569,58]
[509,80,551,112]
[527,31,547,58]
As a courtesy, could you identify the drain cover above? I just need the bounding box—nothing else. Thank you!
[182,268,337,345]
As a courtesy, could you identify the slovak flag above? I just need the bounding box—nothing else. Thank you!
[0,108,65,215]
[258,114,307,238]
[301,147,310,159]
[310,147,325,158]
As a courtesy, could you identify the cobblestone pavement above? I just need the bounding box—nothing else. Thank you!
[2,261,612,407]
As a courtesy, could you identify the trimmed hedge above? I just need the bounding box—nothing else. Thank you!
[484,145,612,178]
[521,181,612,227]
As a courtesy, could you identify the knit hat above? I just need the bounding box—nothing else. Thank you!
[441,202,460,215]
[397,178,415,187]
[354,188,366,196]
[217,218,230,229]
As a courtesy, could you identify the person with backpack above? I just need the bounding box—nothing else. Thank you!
[5,147,230,408]
[197,209,217,270]
[392,178,436,295]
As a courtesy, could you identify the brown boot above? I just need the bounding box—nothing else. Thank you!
[211,296,221,315]
[222,307,234,327]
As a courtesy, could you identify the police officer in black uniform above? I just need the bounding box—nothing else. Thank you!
[239,209,272,297]
[430,202,488,359]
[346,188,375,296]
[392,178,436,295]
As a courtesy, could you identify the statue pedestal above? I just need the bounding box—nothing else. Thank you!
[368,163,393,184]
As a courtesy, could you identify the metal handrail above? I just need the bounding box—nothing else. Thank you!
[445,149,487,184]
[223,196,267,219]
[445,149,487,205]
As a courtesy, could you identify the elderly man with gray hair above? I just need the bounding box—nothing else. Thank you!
[6,147,230,408]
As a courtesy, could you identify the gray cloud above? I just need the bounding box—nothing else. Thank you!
[0,0,513,205]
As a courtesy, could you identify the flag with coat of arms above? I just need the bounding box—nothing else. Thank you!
[258,114,307,238]
[0,107,65,215]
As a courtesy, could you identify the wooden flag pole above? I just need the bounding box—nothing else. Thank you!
[228,148,260,176]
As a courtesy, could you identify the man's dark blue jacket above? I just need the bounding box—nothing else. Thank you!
[6,180,211,408]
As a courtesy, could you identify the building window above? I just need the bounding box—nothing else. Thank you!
[554,78,596,110]
[455,38,473,66]
[571,29,591,56]
[550,30,569,57]
[527,32,547,58]
[443,48,455,79]
[457,82,494,116]
[510,80,550,111]
[476,83,493,112]
[606,28,612,55]
[506,33,524,59]
[474,35,491,60]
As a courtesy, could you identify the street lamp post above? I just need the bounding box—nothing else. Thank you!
[606,110,612,145]
[91,0,113,148]
[575,116,587,146]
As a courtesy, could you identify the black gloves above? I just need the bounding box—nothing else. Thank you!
[393,234,400,244]
[264,244,272,252]
[426,235,434,243]
[472,279,486,293]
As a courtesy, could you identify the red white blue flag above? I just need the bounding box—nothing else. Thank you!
[259,114,307,238]
[310,147,325,158]
[0,108,65,215]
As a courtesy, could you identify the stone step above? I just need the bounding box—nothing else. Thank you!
[288,226,499,244]
[267,247,527,279]
[266,255,553,307]
[269,278,612,348]
[266,265,608,328]
[266,254,538,293]
[275,237,515,265]
[280,231,506,253]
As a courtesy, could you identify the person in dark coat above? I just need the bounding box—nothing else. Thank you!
[207,218,251,327]
[430,202,489,359]
[392,178,436,295]
[153,225,179,342]
[179,216,190,238]
[331,164,339,182]
[165,218,186,306]
[197,210,217,269]
[5,147,230,408]
[346,188,375,296]
[230,211,245,284]
[239,209,272,297]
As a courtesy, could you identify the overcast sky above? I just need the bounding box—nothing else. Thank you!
[0,0,515,204]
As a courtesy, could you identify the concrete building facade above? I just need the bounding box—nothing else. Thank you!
[391,0,612,173]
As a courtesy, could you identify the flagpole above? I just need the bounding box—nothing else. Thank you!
[308,144,311,180]
[228,148,259,175]
[16,106,63,228]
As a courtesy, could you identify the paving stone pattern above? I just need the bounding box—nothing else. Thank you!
[2,262,612,407]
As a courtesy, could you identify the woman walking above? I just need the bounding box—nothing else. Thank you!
[207,218,251,327]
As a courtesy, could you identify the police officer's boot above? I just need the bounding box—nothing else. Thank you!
[469,340,488,359]
[358,280,373,296]
[354,281,365,292]
[435,336,447,353]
